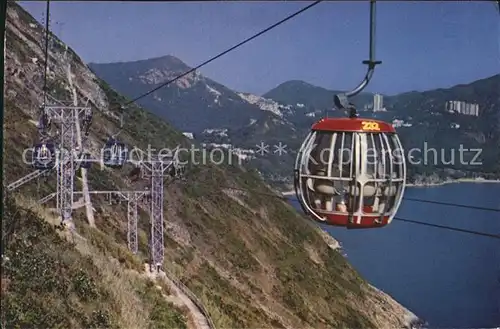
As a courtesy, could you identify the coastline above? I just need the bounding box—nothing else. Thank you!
[405,178,500,188]
[280,178,500,196]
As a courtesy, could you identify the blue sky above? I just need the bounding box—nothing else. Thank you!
[19,1,500,95]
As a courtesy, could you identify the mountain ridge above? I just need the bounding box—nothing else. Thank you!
[92,53,499,99]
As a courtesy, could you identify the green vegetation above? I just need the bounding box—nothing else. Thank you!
[2,198,116,328]
[1,197,188,329]
[172,182,378,328]
[77,223,143,272]
[183,262,271,329]
[136,280,188,329]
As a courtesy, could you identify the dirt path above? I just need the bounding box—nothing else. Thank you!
[67,63,95,227]
[144,265,214,329]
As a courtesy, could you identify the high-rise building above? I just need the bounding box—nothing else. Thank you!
[445,100,479,117]
[373,93,383,112]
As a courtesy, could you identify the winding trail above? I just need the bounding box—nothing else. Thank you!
[144,264,215,329]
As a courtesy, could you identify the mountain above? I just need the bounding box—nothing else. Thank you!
[89,57,271,133]
[89,58,316,188]
[88,58,372,188]
[2,2,421,328]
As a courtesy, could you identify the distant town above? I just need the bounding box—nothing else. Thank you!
[362,93,480,129]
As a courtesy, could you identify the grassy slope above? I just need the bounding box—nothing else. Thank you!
[1,196,187,329]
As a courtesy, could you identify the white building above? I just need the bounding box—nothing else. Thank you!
[445,101,479,116]
[392,119,413,128]
[373,93,384,112]
[392,119,403,128]
[182,132,194,139]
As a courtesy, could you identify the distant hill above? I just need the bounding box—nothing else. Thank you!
[263,80,374,115]
[385,74,500,178]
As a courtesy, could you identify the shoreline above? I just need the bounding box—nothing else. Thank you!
[280,178,500,196]
[406,178,500,188]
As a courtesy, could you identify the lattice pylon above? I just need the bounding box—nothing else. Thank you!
[151,160,165,269]
[139,156,175,271]
[127,193,139,254]
[55,107,76,222]
[45,105,90,223]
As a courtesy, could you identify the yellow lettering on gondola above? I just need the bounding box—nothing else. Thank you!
[361,121,380,131]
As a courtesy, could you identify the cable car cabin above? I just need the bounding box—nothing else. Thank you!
[101,139,128,168]
[80,152,92,169]
[32,143,56,170]
[294,117,406,229]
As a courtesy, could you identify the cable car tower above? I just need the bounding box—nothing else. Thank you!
[138,151,182,272]
[294,0,407,229]
[36,103,92,226]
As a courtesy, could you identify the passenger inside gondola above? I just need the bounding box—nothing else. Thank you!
[305,131,397,216]
[32,142,56,170]
[306,132,352,214]
[39,144,49,160]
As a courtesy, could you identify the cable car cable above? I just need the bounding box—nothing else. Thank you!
[42,0,51,105]
[334,0,381,118]
[217,185,500,240]
[219,185,500,213]
[402,197,500,213]
[123,0,323,106]
[393,217,500,240]
[109,0,323,138]
[211,179,500,214]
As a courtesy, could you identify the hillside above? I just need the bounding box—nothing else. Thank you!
[387,74,500,182]
[2,2,420,329]
[263,80,374,115]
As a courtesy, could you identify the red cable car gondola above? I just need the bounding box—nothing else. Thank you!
[294,117,406,228]
[294,0,406,229]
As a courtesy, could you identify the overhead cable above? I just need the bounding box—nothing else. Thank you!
[123,0,323,106]
[219,186,500,240]
[403,196,500,213]
[42,0,51,104]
